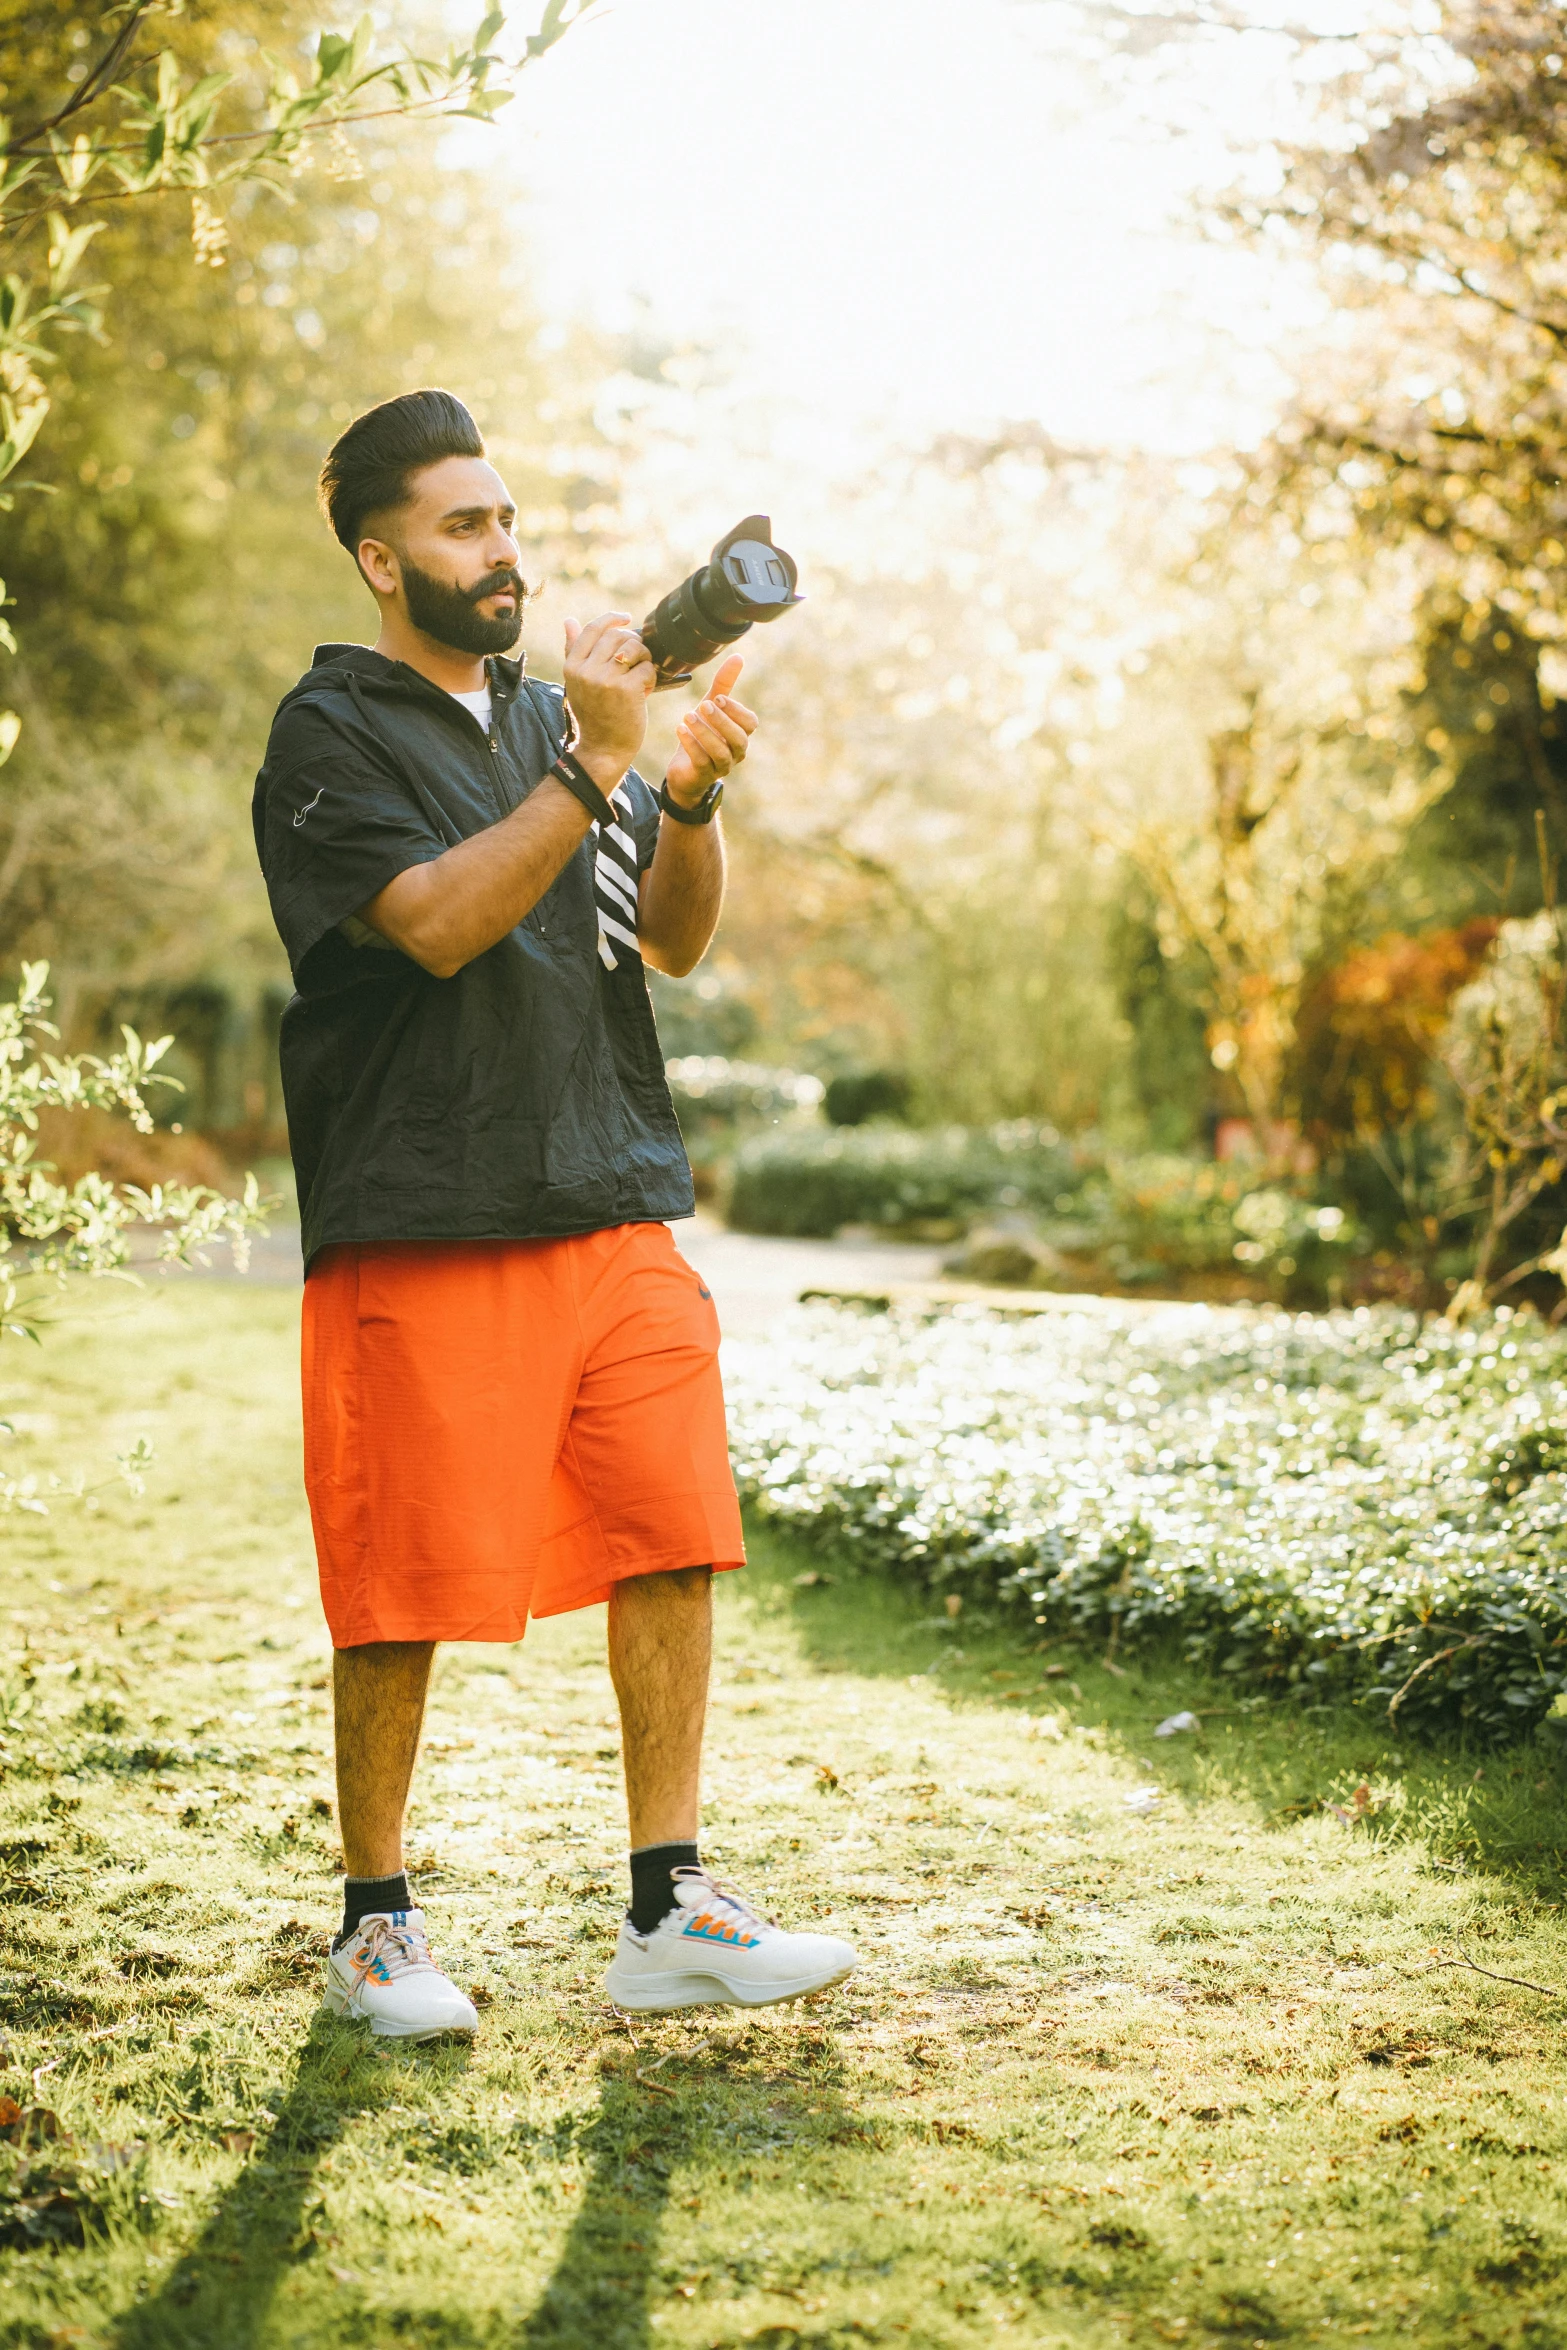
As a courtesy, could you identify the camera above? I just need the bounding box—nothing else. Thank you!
[640,516,802,689]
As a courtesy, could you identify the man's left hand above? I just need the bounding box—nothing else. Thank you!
[664,653,757,807]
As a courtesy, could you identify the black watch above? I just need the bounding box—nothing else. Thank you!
[658,777,724,826]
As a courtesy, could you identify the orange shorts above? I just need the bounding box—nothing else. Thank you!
[301,1223,745,1647]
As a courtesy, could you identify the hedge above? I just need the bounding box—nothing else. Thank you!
[726,1297,1567,1743]
[727,1120,1078,1238]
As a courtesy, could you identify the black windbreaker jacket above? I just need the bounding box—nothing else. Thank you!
[251,643,694,1269]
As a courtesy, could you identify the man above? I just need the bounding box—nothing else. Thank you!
[252,388,855,2038]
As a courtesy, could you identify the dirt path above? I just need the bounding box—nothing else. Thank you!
[0,1285,1564,2348]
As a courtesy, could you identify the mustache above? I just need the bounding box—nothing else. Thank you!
[467,567,527,606]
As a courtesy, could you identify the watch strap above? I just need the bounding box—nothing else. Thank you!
[658,777,724,826]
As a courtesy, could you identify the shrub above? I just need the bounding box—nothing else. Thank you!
[824,1069,912,1127]
[0,962,266,1342]
[726,1296,1567,1742]
[1072,1156,1356,1298]
[728,1121,1078,1238]
[664,1057,824,1134]
[726,1123,1359,1299]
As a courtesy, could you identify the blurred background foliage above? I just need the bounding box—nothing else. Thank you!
[9,0,1567,1309]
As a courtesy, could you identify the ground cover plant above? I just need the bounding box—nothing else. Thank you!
[2,1281,1567,2345]
[728,1297,1567,1747]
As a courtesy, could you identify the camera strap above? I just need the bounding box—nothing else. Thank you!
[525,679,641,973]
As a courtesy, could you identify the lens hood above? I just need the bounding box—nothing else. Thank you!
[640,516,802,688]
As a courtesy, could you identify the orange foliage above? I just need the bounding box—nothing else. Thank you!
[1295,920,1501,1147]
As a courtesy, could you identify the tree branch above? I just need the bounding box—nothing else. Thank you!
[5,1,158,156]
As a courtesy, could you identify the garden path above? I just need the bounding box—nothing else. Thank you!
[172,1210,949,1340]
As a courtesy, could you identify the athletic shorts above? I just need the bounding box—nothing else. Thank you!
[301,1222,745,1648]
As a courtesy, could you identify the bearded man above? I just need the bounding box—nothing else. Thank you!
[251,388,854,2038]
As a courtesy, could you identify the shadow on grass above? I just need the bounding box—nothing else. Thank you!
[740,1515,1567,1899]
[109,2019,465,2350]
[509,2074,679,2349]
[512,2023,862,2350]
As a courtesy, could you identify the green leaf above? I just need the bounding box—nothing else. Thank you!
[0,713,20,770]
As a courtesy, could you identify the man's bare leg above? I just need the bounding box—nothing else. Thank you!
[324,1640,478,2038]
[333,1640,436,1878]
[601,1563,857,2006]
[608,1566,713,1847]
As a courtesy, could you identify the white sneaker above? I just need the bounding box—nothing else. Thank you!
[321,1909,479,2041]
[603,1867,856,2013]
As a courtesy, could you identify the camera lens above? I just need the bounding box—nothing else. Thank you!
[640,516,802,687]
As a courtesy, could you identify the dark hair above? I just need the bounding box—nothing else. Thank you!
[318,388,484,554]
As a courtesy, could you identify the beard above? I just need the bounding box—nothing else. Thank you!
[400,555,528,657]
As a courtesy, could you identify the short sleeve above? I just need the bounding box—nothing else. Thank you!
[254,700,447,980]
[621,768,662,873]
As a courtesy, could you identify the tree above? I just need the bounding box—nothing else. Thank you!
[700,440,1127,1127]
[0,110,619,1017]
[0,0,597,761]
[1245,0,1567,646]
[1092,526,1451,1150]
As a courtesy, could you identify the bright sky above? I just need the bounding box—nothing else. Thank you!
[497,0,1332,457]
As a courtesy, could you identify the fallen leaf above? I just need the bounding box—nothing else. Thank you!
[221,2130,257,2155]
[1155,1711,1200,1738]
[467,1984,495,2009]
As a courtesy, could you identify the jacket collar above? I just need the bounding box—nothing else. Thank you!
[308,644,528,700]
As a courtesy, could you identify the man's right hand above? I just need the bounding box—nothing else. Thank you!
[563,612,653,788]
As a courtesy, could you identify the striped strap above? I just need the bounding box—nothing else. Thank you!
[593,783,642,970]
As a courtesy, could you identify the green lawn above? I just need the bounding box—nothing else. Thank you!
[0,1282,1566,2347]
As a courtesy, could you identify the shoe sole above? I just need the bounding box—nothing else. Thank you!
[603,1959,855,2014]
[320,1987,476,2043]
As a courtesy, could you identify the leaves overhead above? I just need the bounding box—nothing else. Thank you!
[0,0,599,761]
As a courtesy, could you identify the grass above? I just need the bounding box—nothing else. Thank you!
[0,1282,1565,2345]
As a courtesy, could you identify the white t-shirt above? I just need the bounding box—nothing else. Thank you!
[447,681,492,733]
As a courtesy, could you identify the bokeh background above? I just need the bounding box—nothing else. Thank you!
[9,0,1567,1314]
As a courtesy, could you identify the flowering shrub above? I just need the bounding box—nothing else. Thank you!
[726,1297,1567,1742]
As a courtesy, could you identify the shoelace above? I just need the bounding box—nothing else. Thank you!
[669,1867,775,1935]
[349,1919,437,1985]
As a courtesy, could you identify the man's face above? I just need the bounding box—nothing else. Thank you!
[363,455,527,657]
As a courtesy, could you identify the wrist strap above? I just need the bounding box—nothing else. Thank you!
[550,750,615,829]
[658,777,724,826]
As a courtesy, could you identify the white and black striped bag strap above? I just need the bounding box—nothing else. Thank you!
[525,678,641,973]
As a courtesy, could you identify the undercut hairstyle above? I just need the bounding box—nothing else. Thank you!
[318,388,484,556]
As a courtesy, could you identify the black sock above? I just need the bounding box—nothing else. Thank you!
[628,1841,700,1934]
[335,1872,413,1950]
